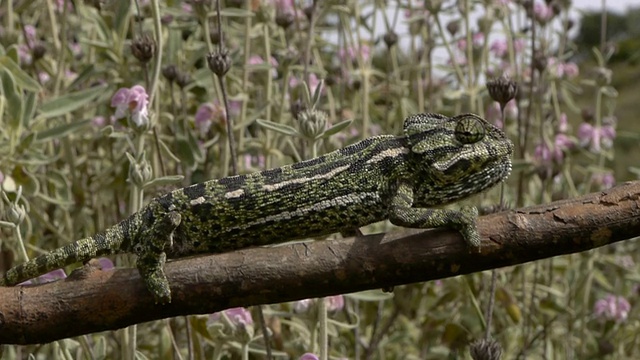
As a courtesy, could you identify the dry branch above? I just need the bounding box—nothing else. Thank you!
[1,181,639,345]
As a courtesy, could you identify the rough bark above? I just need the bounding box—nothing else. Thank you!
[1,181,639,345]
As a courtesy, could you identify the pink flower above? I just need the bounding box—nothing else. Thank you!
[489,40,508,58]
[289,73,321,96]
[293,298,313,313]
[97,257,114,271]
[299,354,319,360]
[181,3,193,13]
[325,295,345,312]
[55,0,74,13]
[194,102,226,135]
[489,38,525,58]
[247,55,279,78]
[244,154,266,169]
[534,134,574,164]
[272,0,295,14]
[457,32,484,51]
[577,122,616,153]
[591,172,615,190]
[338,44,371,63]
[209,307,254,327]
[533,2,554,23]
[558,113,568,133]
[19,269,67,286]
[594,295,630,322]
[110,85,149,127]
[24,25,37,46]
[92,116,107,127]
[548,58,579,79]
[38,71,50,84]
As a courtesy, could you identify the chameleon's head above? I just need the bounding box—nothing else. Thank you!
[404,113,514,205]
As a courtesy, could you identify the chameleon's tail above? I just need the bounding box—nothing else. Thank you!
[1,222,131,286]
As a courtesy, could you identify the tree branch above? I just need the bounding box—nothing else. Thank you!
[1,181,640,345]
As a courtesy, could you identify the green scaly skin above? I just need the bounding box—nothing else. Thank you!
[0,113,513,303]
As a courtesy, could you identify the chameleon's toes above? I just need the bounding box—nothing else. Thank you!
[147,278,172,304]
[458,206,481,250]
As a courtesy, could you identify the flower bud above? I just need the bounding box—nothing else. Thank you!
[297,109,327,140]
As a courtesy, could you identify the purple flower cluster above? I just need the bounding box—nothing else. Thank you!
[111,85,150,128]
[594,295,631,323]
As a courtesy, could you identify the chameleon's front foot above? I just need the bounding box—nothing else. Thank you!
[456,206,481,249]
[389,183,482,251]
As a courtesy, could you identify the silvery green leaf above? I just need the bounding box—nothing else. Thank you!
[256,119,299,136]
[144,175,185,189]
[38,85,108,119]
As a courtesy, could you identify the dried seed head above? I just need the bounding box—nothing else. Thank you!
[532,51,547,73]
[581,107,594,123]
[425,0,443,13]
[486,75,518,107]
[131,34,156,63]
[303,5,314,21]
[162,65,178,83]
[31,44,47,61]
[209,27,222,45]
[176,71,191,89]
[469,339,503,360]
[207,50,231,77]
[383,31,398,49]
[276,11,295,29]
[446,20,460,36]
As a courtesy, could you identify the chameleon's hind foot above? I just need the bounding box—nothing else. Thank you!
[135,211,181,304]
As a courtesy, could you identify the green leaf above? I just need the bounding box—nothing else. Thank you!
[0,56,41,92]
[218,8,255,17]
[346,290,394,302]
[175,134,198,168]
[318,119,353,139]
[21,91,37,128]
[38,85,108,119]
[1,69,23,129]
[601,86,618,98]
[35,119,92,142]
[256,119,299,136]
[67,64,97,90]
[36,192,74,207]
[311,79,324,108]
[157,139,182,163]
[144,175,185,189]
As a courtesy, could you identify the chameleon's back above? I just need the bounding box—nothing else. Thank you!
[159,134,409,257]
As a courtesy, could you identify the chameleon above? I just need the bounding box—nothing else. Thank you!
[0,113,513,303]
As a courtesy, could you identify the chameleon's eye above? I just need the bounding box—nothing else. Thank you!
[454,115,485,144]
